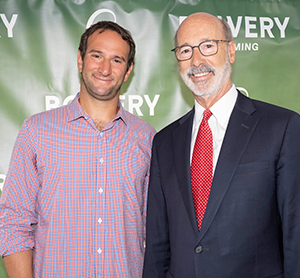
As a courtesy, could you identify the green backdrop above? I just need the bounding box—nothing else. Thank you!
[1,0,299,276]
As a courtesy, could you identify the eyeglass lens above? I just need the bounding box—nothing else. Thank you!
[175,40,219,60]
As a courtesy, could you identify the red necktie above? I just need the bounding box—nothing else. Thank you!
[191,109,213,230]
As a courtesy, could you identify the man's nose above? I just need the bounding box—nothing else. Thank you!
[191,47,206,67]
[98,59,112,76]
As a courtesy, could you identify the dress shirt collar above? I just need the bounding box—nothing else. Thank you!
[67,92,128,126]
[194,84,238,128]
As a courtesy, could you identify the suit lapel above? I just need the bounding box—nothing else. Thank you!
[173,108,200,235]
[198,92,259,240]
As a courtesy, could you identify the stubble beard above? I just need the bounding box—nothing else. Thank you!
[80,60,125,102]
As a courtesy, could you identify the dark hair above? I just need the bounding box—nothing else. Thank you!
[78,21,136,71]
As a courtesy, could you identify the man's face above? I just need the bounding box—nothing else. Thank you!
[176,14,235,99]
[77,29,133,102]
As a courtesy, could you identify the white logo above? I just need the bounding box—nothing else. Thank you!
[45,94,160,117]
[0,174,6,191]
[86,9,116,29]
[222,16,289,39]
[179,15,289,38]
[0,14,18,38]
[179,15,290,53]
[237,87,249,97]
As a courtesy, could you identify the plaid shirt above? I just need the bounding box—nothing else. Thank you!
[0,93,156,277]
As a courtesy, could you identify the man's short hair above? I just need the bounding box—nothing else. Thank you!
[79,21,136,71]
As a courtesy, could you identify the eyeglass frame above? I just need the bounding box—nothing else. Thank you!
[171,39,231,61]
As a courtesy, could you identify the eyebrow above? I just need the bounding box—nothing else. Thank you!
[178,38,212,46]
[89,49,127,63]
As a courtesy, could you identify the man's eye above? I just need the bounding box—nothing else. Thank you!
[92,54,100,58]
[202,42,216,49]
[180,47,192,55]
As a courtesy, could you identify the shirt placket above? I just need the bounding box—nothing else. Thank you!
[96,128,108,277]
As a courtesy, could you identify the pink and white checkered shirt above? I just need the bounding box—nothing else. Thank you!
[0,93,156,277]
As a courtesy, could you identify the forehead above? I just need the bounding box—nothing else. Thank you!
[176,14,224,46]
[86,29,130,59]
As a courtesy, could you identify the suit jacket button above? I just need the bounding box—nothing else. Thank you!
[195,245,203,254]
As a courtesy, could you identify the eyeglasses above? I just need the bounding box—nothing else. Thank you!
[171,40,231,61]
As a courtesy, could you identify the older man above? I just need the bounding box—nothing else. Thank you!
[143,12,300,277]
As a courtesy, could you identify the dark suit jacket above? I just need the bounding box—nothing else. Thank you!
[143,91,300,278]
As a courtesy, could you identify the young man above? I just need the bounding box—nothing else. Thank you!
[0,21,155,277]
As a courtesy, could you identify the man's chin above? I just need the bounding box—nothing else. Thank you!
[186,83,213,98]
[192,90,215,98]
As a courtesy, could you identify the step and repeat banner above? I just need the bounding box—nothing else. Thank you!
[0,0,299,276]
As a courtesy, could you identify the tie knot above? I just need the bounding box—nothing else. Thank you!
[203,109,212,122]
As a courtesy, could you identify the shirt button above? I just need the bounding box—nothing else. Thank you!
[98,218,102,224]
[99,188,103,194]
[97,248,102,254]
[195,245,203,254]
[100,158,104,164]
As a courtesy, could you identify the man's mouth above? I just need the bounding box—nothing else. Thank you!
[187,65,216,79]
[93,74,113,83]
[192,72,210,78]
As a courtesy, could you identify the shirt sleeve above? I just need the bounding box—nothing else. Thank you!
[0,119,39,257]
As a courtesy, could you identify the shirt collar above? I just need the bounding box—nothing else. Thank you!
[66,93,128,126]
[66,93,85,122]
[114,101,128,126]
[194,84,237,128]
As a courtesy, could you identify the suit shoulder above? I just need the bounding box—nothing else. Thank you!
[154,109,194,141]
[251,99,300,121]
[237,92,299,119]
[253,99,297,114]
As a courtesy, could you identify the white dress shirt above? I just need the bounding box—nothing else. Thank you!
[190,85,238,172]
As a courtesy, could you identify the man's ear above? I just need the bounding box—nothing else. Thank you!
[124,62,134,82]
[228,41,236,64]
[77,50,83,73]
